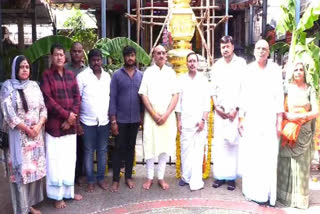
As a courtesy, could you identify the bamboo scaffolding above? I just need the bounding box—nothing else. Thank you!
[127,14,226,20]
[127,0,230,66]
[150,0,153,53]
[206,0,210,65]
[149,14,170,57]
[132,6,218,11]
[201,0,204,56]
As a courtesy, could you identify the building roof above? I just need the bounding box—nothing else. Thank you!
[1,0,53,24]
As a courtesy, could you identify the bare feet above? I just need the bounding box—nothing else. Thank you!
[110,181,119,192]
[98,181,109,191]
[54,200,66,209]
[74,194,83,201]
[125,178,136,189]
[158,179,170,190]
[142,179,153,190]
[86,183,95,193]
[30,207,41,214]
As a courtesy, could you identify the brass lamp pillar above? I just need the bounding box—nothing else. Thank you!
[167,0,196,75]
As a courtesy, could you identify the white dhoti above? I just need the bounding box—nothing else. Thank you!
[240,115,279,206]
[181,127,206,190]
[212,114,239,180]
[46,133,77,201]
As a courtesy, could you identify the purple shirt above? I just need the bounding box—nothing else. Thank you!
[109,67,143,123]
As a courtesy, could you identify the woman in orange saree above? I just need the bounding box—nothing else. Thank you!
[277,62,319,209]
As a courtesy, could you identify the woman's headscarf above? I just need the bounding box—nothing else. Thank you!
[0,55,30,185]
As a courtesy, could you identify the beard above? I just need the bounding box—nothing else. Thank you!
[125,61,136,67]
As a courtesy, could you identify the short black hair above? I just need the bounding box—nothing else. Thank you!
[71,41,83,50]
[88,49,102,61]
[220,35,234,45]
[123,45,136,57]
[50,43,65,55]
[186,52,199,62]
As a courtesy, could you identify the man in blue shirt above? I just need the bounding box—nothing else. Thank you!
[109,46,143,192]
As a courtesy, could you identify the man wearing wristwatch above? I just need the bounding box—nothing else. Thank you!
[109,46,143,192]
[211,36,247,191]
[175,52,210,191]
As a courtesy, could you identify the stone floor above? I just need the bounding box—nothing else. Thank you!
[1,130,320,214]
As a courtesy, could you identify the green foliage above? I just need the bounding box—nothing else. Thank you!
[270,42,290,55]
[62,9,98,52]
[276,0,296,35]
[23,35,73,64]
[275,0,320,92]
[0,47,21,81]
[94,37,151,73]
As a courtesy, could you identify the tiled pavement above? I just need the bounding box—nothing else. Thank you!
[1,164,320,214]
[1,131,320,214]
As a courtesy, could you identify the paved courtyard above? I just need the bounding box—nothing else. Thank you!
[0,131,320,214]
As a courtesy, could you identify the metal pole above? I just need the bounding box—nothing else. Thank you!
[101,0,107,64]
[249,4,253,44]
[225,0,228,35]
[262,0,267,38]
[101,0,106,38]
[127,0,131,39]
[295,0,300,25]
[31,0,37,42]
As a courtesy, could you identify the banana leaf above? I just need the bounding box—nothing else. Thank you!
[23,35,73,64]
[94,37,151,66]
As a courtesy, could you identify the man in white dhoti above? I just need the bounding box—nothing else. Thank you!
[238,39,284,206]
[139,45,179,190]
[211,36,246,191]
[40,44,83,209]
[176,52,210,191]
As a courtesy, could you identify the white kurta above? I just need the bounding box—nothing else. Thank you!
[239,60,284,206]
[176,73,210,190]
[138,64,179,160]
[211,55,246,180]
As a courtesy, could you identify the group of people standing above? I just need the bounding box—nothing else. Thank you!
[173,36,318,209]
[0,43,144,213]
[0,34,318,214]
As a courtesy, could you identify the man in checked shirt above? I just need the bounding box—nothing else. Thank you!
[40,43,82,209]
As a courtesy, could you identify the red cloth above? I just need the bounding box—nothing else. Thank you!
[40,67,80,137]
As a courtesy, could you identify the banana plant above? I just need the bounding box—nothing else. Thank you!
[23,35,74,64]
[94,37,151,73]
[275,0,320,92]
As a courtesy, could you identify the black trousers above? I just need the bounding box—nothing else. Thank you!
[112,122,139,182]
[75,135,85,180]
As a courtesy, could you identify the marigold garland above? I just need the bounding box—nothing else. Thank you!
[175,132,181,178]
[175,99,214,179]
[203,99,214,179]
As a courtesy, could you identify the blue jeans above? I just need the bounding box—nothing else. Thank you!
[82,123,109,184]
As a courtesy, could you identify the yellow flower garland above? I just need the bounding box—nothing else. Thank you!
[203,99,214,179]
[175,99,214,179]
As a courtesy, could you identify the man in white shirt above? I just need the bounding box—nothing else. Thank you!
[138,45,179,190]
[176,52,210,191]
[239,39,283,206]
[211,36,246,191]
[77,49,111,193]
